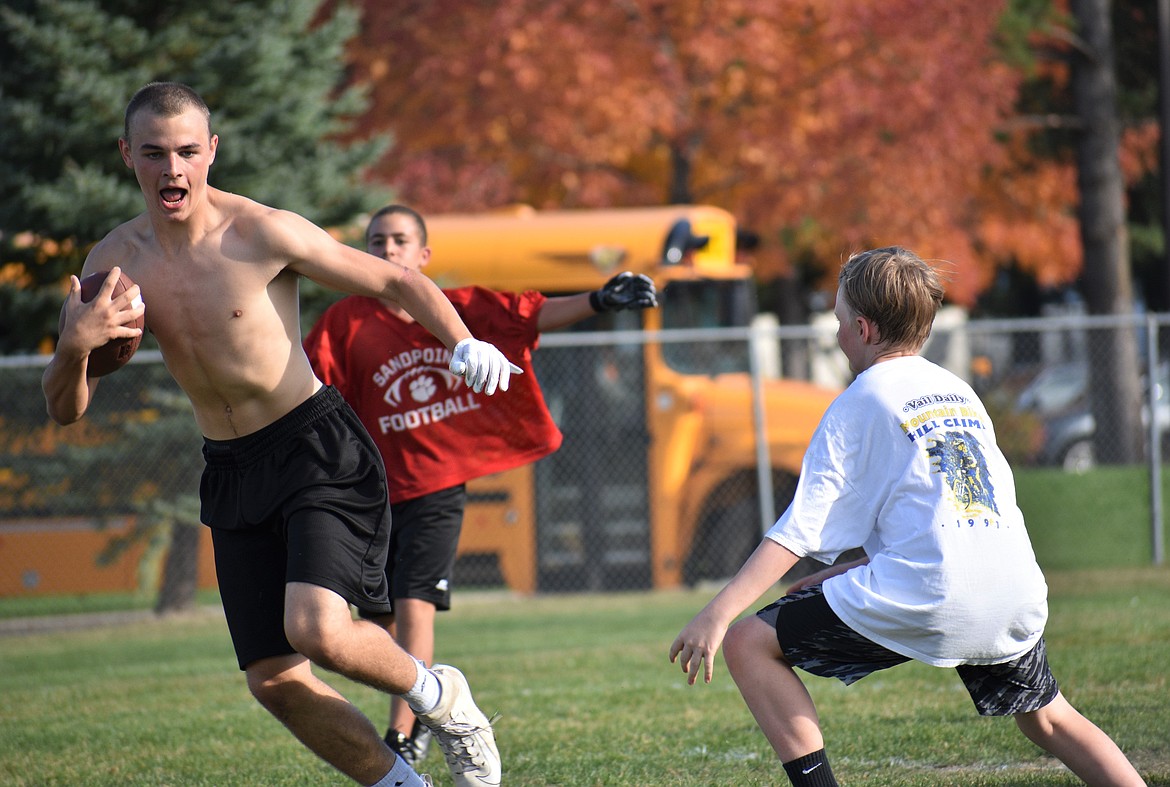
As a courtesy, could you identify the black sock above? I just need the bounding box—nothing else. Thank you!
[782,748,837,787]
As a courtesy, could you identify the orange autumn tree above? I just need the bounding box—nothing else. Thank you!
[342,0,1077,305]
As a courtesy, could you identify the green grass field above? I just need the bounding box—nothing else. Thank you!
[1,464,1168,785]
[1015,465,1166,570]
[1,566,1168,786]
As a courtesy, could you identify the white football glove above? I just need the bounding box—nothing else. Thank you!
[449,338,523,395]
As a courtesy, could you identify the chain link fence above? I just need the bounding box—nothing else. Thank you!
[1,313,1165,606]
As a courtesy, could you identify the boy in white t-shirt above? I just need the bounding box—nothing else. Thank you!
[669,247,1146,787]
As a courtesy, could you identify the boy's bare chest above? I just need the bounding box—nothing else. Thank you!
[126,243,285,347]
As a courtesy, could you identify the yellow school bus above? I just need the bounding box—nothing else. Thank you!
[424,205,839,592]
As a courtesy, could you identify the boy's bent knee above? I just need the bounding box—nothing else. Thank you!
[284,625,349,670]
[724,615,781,671]
[283,582,355,667]
[245,656,312,715]
[1014,692,1074,745]
[1015,709,1053,745]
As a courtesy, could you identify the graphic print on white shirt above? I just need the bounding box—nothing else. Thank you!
[926,430,1000,515]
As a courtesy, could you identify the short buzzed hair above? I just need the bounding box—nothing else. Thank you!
[123,82,211,142]
[838,247,945,352]
[367,204,428,246]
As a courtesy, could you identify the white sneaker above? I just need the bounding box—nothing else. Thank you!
[416,665,501,787]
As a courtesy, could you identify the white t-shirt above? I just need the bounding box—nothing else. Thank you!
[765,356,1048,667]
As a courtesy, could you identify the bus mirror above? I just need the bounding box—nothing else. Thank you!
[662,219,710,265]
[736,228,760,251]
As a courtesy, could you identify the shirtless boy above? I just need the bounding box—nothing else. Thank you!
[43,82,504,787]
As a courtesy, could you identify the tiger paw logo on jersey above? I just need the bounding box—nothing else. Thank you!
[409,374,438,403]
[376,366,482,434]
[384,366,463,407]
[927,430,1000,515]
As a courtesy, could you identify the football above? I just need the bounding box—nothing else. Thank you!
[58,270,145,377]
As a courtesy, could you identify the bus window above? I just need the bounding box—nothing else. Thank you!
[661,279,756,375]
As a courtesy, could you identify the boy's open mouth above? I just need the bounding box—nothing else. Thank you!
[161,188,186,208]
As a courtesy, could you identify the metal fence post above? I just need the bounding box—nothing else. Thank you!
[1149,315,1165,565]
[749,321,776,536]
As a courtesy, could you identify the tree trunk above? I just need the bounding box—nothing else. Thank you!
[1070,0,1145,464]
[155,521,200,615]
[668,141,692,204]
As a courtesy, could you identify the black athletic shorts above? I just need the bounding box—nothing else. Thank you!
[358,485,466,618]
[200,386,394,670]
[757,584,1060,716]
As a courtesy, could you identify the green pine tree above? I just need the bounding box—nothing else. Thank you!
[0,0,388,353]
[0,0,389,612]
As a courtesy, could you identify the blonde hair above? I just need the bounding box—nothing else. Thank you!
[838,247,945,351]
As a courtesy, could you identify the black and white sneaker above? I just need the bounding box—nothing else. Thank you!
[385,719,433,769]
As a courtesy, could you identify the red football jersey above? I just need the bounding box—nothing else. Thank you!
[304,287,563,501]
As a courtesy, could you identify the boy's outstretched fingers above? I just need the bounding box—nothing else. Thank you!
[669,636,712,686]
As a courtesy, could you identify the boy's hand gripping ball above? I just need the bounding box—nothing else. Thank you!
[58,269,145,377]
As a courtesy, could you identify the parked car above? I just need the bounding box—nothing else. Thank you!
[1015,361,1170,472]
[1014,362,1086,416]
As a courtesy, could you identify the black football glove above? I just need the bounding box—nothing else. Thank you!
[589,271,658,313]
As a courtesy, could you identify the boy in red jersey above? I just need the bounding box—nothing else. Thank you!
[306,204,657,766]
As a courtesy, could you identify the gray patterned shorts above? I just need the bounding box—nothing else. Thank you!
[756,584,1059,716]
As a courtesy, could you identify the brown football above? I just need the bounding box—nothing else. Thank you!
[57,270,145,377]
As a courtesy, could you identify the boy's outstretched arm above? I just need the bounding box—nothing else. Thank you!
[670,539,800,685]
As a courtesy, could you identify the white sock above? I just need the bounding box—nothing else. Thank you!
[368,753,426,787]
[400,657,442,715]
